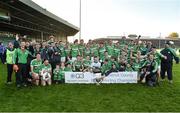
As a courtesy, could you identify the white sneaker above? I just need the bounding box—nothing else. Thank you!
[96,82,100,86]
[160,79,165,82]
[6,82,12,85]
[169,80,173,84]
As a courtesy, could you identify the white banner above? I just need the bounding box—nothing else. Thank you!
[65,72,138,84]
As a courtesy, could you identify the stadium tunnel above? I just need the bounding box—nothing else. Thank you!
[0,0,79,42]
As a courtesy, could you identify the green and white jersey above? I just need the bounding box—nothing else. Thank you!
[79,44,85,56]
[99,47,106,60]
[73,60,83,71]
[140,59,153,70]
[139,45,147,55]
[101,55,110,63]
[90,45,99,57]
[14,48,30,64]
[101,63,110,75]
[30,59,42,74]
[59,45,66,57]
[148,60,158,73]
[132,45,138,54]
[125,67,134,72]
[83,59,92,68]
[108,60,119,69]
[64,67,73,72]
[53,69,61,80]
[132,61,141,71]
[84,48,91,58]
[65,47,71,57]
[71,45,79,57]
[59,67,66,80]
[106,45,114,56]
[119,41,127,49]
[40,64,52,73]
[153,51,164,65]
[128,43,134,50]
[113,47,120,57]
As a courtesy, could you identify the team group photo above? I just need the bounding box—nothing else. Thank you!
[0,0,180,112]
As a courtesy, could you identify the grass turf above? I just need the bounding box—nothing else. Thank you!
[0,63,180,112]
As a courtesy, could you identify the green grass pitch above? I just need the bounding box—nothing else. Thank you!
[0,63,180,112]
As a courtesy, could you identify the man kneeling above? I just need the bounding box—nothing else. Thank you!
[140,54,158,87]
[40,59,52,86]
[30,53,42,86]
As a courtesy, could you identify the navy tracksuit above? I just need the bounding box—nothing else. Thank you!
[160,48,179,80]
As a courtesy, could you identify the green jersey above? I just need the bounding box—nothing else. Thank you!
[83,59,91,68]
[30,59,42,74]
[64,67,73,72]
[132,61,141,71]
[71,45,79,57]
[125,66,134,72]
[40,64,52,73]
[132,45,139,54]
[90,45,99,57]
[139,45,147,55]
[101,63,110,75]
[141,60,158,73]
[153,52,164,65]
[53,69,61,80]
[59,67,66,80]
[108,60,119,69]
[99,47,106,60]
[106,45,114,56]
[113,47,120,57]
[79,44,85,56]
[14,48,30,64]
[65,47,71,57]
[101,55,110,63]
[84,48,91,57]
[59,45,66,57]
[73,60,83,71]
[128,43,134,50]
[119,40,127,49]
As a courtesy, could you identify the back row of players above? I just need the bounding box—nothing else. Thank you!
[4,36,179,87]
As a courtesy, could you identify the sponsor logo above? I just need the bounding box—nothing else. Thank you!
[71,73,84,79]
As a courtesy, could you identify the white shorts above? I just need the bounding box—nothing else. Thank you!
[158,65,161,70]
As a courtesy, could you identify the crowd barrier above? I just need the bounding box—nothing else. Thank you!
[65,72,138,84]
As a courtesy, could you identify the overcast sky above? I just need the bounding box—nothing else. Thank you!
[32,0,180,42]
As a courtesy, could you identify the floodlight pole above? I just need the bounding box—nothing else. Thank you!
[79,0,81,41]
[41,31,43,42]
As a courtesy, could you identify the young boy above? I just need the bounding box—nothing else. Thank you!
[59,62,66,83]
[53,64,61,84]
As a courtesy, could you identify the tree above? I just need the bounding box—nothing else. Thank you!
[168,32,179,38]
